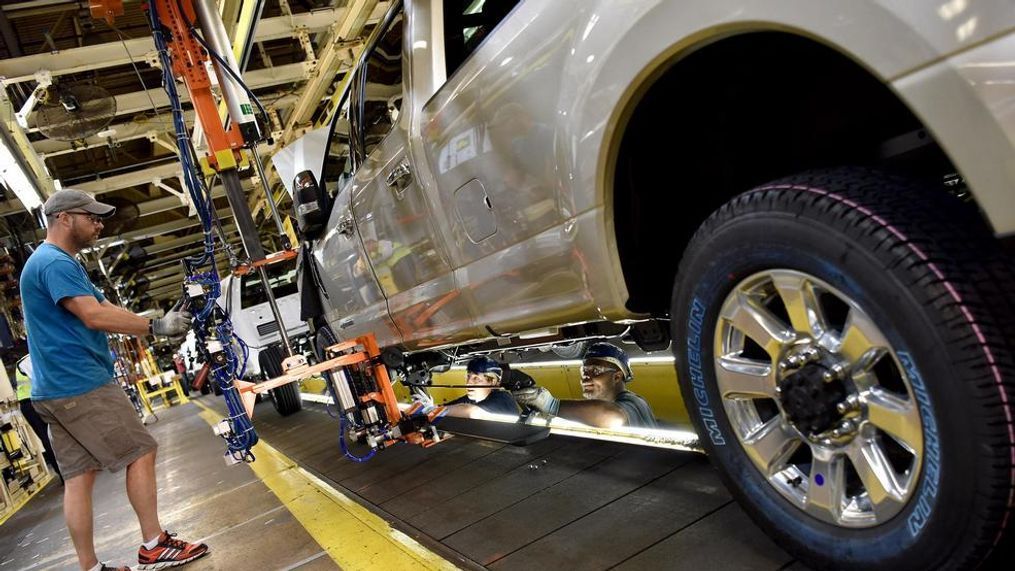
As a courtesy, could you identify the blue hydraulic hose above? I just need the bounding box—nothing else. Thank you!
[324,368,374,462]
[339,417,376,463]
[146,4,259,462]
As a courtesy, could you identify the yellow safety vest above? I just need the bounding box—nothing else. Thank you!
[15,366,31,401]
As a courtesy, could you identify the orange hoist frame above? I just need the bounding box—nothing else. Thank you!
[235,333,446,449]
[89,0,124,25]
[90,0,244,170]
[154,0,246,170]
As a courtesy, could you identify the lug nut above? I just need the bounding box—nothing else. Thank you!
[782,346,819,370]
[836,395,861,414]
[823,363,848,383]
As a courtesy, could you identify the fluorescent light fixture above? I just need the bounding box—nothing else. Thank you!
[442,355,675,371]
[0,127,44,211]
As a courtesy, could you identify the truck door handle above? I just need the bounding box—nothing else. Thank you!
[339,318,355,329]
[337,217,354,236]
[385,161,413,199]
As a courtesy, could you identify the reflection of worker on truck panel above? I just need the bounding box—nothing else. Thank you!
[441,357,519,419]
[512,343,656,429]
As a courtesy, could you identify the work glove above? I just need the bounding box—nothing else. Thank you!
[411,390,435,411]
[511,386,560,416]
[151,309,193,339]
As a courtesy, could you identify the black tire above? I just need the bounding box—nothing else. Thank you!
[314,323,345,409]
[314,322,338,363]
[671,168,1015,570]
[259,344,302,416]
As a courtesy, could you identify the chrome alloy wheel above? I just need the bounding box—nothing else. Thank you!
[716,270,923,528]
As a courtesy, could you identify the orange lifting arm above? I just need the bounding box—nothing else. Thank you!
[91,0,244,170]
[235,333,446,451]
[231,249,298,276]
[153,0,245,169]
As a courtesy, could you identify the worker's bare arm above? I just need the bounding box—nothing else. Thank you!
[61,295,150,336]
[443,403,504,420]
[556,400,629,428]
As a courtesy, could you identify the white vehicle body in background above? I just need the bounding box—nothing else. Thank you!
[218,259,308,379]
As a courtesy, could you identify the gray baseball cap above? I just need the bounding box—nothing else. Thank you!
[43,189,116,218]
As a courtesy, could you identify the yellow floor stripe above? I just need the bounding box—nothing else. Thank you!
[193,401,459,571]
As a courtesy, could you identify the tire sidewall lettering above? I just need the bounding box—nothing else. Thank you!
[687,295,726,446]
[898,351,942,539]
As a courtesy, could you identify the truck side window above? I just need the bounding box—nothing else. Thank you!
[443,0,521,78]
[322,115,352,197]
[239,261,299,309]
[359,13,404,157]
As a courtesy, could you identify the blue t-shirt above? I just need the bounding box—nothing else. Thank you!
[20,243,114,400]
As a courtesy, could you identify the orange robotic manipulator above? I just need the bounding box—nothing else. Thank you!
[235,334,449,459]
[93,0,268,265]
[91,0,250,165]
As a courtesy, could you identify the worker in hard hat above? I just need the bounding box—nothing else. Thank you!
[512,342,657,428]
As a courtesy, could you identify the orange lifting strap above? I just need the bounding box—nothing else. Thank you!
[231,249,298,276]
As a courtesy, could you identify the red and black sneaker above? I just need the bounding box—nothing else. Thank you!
[137,531,209,570]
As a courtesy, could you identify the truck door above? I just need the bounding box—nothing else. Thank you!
[412,0,598,337]
[346,5,479,348]
[313,115,402,346]
[315,182,402,346]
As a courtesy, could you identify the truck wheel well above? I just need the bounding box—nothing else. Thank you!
[613,31,959,315]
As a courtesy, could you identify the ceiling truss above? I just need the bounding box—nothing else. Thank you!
[0,0,389,312]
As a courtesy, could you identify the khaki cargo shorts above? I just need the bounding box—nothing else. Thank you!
[34,382,158,480]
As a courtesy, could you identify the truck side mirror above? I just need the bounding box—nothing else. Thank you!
[293,170,329,241]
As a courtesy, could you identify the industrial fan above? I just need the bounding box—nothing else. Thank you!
[30,83,117,142]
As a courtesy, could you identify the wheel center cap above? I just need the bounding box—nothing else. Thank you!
[777,359,853,441]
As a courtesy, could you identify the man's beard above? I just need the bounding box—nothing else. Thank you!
[74,226,99,249]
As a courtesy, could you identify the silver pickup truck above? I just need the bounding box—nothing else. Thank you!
[274,1,1015,568]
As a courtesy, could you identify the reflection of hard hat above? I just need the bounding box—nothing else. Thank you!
[466,356,502,379]
[583,342,632,381]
